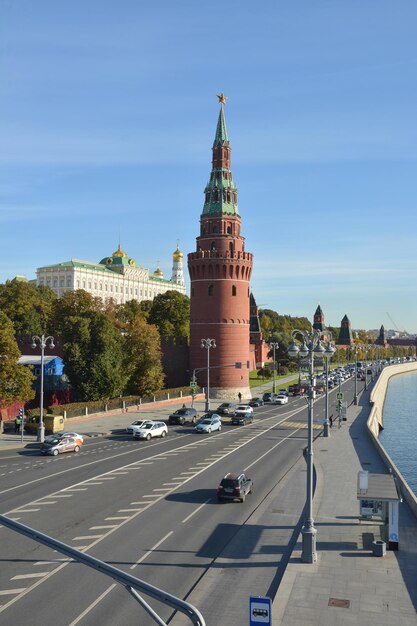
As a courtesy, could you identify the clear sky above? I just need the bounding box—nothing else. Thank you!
[1,1,416,333]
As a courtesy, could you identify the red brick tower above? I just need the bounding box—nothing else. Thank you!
[188,95,253,400]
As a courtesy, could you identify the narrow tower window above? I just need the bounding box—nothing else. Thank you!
[208,285,214,296]
[232,285,237,296]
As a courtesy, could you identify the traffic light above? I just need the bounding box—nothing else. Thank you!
[18,408,24,418]
[337,400,342,412]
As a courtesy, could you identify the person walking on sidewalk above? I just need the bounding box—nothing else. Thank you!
[329,414,333,428]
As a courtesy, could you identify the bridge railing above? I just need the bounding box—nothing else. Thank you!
[0,514,206,626]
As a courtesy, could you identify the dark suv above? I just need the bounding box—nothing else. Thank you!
[262,392,276,402]
[168,408,198,425]
[217,472,253,503]
[216,402,237,416]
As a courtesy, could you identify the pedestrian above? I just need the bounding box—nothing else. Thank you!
[238,392,242,402]
[15,416,21,433]
[182,403,186,409]
[329,415,333,428]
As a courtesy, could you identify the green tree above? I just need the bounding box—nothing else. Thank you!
[0,280,56,336]
[0,311,35,406]
[123,317,164,396]
[55,294,127,401]
[148,291,190,339]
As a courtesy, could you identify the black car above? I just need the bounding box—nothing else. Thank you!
[216,402,237,416]
[168,408,198,425]
[217,472,253,503]
[231,413,253,426]
[249,397,264,407]
[262,392,276,402]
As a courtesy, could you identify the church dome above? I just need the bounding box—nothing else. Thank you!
[99,242,138,267]
[112,243,128,258]
[153,265,164,278]
[173,245,183,261]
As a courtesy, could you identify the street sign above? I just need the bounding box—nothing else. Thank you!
[336,392,344,400]
[249,596,271,625]
[190,381,196,388]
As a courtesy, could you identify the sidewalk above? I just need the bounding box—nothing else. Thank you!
[273,388,417,625]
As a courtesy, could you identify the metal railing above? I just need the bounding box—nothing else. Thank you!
[0,514,206,626]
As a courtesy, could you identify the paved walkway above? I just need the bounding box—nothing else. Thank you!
[273,387,417,625]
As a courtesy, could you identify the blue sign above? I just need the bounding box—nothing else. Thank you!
[249,596,271,625]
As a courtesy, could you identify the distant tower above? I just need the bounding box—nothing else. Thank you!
[313,305,326,332]
[171,244,185,286]
[188,95,253,400]
[375,325,388,347]
[337,314,353,346]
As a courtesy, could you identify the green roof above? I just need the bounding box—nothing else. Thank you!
[213,105,229,147]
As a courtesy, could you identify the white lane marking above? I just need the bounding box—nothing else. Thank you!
[32,501,57,505]
[12,572,49,580]
[117,509,143,513]
[182,499,211,524]
[34,560,67,565]
[129,501,150,505]
[63,488,88,492]
[83,482,103,486]
[104,516,130,520]
[49,494,72,498]
[0,589,26,596]
[96,476,116,480]
[141,495,159,499]
[109,472,129,475]
[152,488,171,492]
[89,525,117,530]
[9,509,40,513]
[162,482,181,486]
[72,535,103,541]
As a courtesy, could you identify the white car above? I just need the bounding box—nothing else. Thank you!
[126,419,153,435]
[195,414,222,433]
[133,421,168,440]
[60,431,84,444]
[234,405,254,416]
[275,395,288,405]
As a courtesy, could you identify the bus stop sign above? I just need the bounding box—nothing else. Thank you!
[249,596,271,625]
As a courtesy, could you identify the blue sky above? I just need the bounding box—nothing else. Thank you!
[1,1,416,333]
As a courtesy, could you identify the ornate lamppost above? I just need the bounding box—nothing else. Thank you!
[201,339,216,412]
[288,329,335,563]
[323,337,335,437]
[31,334,55,443]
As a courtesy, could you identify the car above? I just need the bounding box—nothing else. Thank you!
[262,392,276,402]
[217,472,253,502]
[195,414,222,433]
[275,394,288,405]
[168,407,198,425]
[234,405,253,416]
[249,397,264,407]
[231,412,253,426]
[40,436,82,456]
[126,419,153,435]
[279,388,289,396]
[216,402,237,416]
[59,431,84,444]
[133,421,168,440]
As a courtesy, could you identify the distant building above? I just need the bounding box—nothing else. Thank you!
[249,293,270,368]
[312,304,330,341]
[375,325,388,348]
[336,314,353,347]
[36,243,186,304]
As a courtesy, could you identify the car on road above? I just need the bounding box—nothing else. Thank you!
[216,402,237,416]
[168,407,198,425]
[133,421,168,440]
[262,392,276,402]
[195,414,222,433]
[279,388,289,396]
[274,394,288,405]
[59,431,84,444]
[126,419,153,435]
[217,472,253,502]
[249,397,264,407]
[40,436,82,456]
[231,405,254,425]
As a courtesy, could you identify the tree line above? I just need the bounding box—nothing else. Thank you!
[0,280,190,406]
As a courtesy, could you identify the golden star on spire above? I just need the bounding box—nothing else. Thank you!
[217,93,227,105]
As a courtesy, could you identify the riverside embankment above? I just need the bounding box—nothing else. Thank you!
[367,361,417,519]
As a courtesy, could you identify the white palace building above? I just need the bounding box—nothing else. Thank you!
[36,243,186,304]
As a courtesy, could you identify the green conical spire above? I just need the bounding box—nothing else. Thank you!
[213,105,229,147]
[202,95,239,217]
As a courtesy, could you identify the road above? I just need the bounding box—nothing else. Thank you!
[0,377,359,625]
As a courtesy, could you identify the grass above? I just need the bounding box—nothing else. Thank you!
[249,371,299,391]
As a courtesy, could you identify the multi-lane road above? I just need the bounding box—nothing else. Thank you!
[0,377,359,625]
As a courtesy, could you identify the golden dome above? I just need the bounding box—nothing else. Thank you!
[112,243,128,258]
[173,245,183,261]
[154,265,164,278]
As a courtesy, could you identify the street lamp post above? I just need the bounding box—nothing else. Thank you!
[363,346,368,391]
[288,329,335,563]
[201,338,216,412]
[270,342,279,395]
[31,334,55,443]
[323,338,335,437]
[353,346,358,405]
